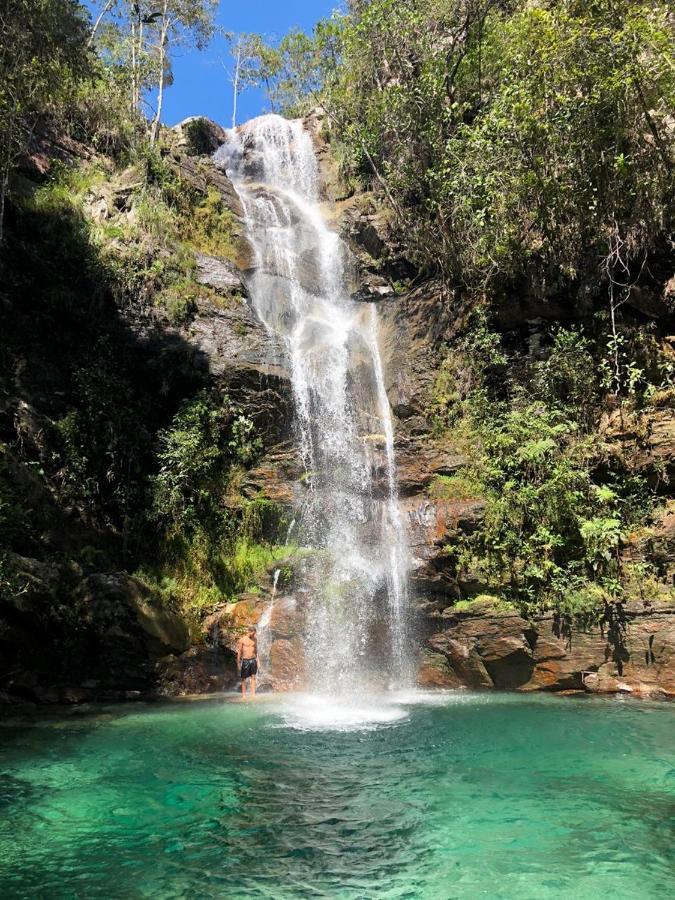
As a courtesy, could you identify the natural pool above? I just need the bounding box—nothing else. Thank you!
[1,691,673,899]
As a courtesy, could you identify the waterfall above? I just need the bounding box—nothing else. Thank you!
[255,568,280,689]
[214,115,411,691]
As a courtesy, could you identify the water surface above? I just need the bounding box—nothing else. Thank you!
[1,691,673,898]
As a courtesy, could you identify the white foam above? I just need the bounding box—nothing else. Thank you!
[275,693,407,732]
[272,689,466,732]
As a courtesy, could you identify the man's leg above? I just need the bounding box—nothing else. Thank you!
[241,675,247,698]
[250,674,256,698]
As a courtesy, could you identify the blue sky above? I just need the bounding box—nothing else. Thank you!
[85,1,340,127]
[168,1,341,127]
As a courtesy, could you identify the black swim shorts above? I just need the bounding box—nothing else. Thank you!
[240,658,258,679]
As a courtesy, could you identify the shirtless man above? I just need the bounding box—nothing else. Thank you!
[236,626,258,699]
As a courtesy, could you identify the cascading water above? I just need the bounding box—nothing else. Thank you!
[214,115,411,691]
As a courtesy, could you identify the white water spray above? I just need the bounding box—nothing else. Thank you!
[215,115,410,691]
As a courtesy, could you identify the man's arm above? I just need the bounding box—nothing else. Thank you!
[236,637,242,666]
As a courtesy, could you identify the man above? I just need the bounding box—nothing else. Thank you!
[236,626,258,699]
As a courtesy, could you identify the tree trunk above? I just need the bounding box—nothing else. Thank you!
[232,43,241,129]
[130,17,137,111]
[88,0,115,48]
[150,14,169,144]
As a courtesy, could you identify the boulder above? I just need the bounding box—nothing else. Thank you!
[427,603,536,689]
[156,647,237,696]
[417,649,464,688]
[173,116,228,156]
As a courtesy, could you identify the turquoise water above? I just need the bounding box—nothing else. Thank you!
[1,691,673,899]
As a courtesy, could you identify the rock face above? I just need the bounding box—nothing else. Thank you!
[158,589,309,696]
[420,599,675,698]
[157,647,238,696]
[194,252,247,296]
[81,574,189,683]
[601,401,675,484]
[4,572,191,704]
[186,295,288,383]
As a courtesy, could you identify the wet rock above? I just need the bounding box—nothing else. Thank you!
[269,638,304,691]
[417,649,464,689]
[270,596,304,639]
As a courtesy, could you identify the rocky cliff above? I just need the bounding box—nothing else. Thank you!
[158,113,675,701]
[2,113,674,704]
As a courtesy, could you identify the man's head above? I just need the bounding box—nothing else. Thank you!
[248,626,257,638]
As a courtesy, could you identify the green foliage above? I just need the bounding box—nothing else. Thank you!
[151,390,243,535]
[557,583,611,623]
[428,472,482,502]
[453,595,516,613]
[279,0,673,293]
[237,19,345,116]
[183,117,215,156]
[65,56,143,155]
[533,328,599,426]
[180,187,241,259]
[0,0,91,232]
[431,308,660,613]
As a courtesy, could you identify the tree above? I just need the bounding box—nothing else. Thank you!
[0,0,90,243]
[220,32,271,128]
[240,21,343,116]
[280,0,674,290]
[148,0,217,144]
